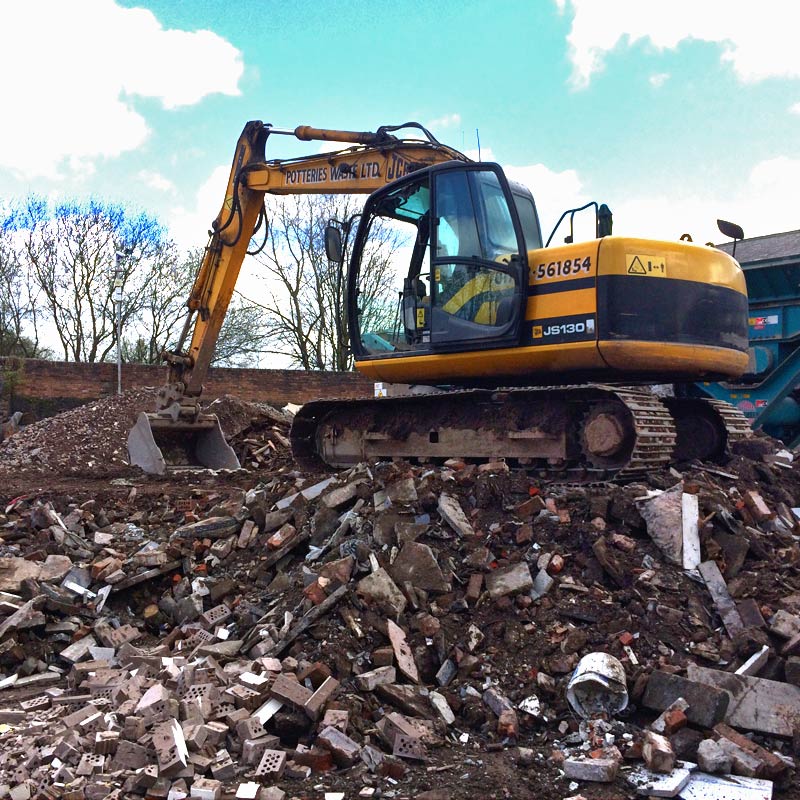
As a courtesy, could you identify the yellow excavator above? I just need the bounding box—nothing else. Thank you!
[128,120,750,481]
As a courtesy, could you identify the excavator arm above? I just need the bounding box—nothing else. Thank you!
[129,120,468,473]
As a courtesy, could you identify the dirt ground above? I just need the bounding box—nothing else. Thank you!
[1,394,800,799]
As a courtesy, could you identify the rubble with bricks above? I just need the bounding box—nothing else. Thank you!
[0,405,800,797]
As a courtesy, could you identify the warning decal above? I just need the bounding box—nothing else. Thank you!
[626,254,666,277]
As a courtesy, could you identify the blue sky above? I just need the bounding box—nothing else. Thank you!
[1,0,799,250]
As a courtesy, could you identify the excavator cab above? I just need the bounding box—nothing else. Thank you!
[348,161,531,361]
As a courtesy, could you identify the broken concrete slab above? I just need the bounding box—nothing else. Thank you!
[390,541,450,593]
[681,492,701,570]
[687,663,800,736]
[643,671,729,728]
[637,485,683,566]
[698,560,744,638]
[485,562,533,599]
[679,772,772,800]
[356,568,407,616]
[627,762,694,797]
[437,494,475,538]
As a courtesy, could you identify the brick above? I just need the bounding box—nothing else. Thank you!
[267,524,297,550]
[293,743,334,772]
[242,735,281,767]
[304,676,340,720]
[785,656,800,686]
[224,684,261,711]
[649,697,689,736]
[76,753,105,776]
[642,731,675,774]
[372,646,394,666]
[744,490,773,522]
[320,709,349,733]
[269,673,313,710]
[235,716,266,741]
[387,620,420,684]
[713,722,789,779]
[355,666,397,691]
[211,750,236,781]
[152,718,188,777]
[94,731,119,755]
[200,604,232,629]
[317,726,361,766]
[497,708,519,737]
[563,757,619,782]
[191,778,222,800]
[465,573,483,603]
[254,749,286,779]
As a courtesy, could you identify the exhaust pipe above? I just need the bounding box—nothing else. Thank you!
[128,412,240,475]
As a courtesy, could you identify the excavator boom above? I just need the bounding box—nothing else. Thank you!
[128,120,468,473]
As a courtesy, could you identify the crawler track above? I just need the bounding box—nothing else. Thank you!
[291,385,751,483]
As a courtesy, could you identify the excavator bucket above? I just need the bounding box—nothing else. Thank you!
[127,412,240,475]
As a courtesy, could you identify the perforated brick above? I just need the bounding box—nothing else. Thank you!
[255,748,287,778]
[225,684,261,711]
[152,718,188,777]
[19,696,50,712]
[235,716,265,742]
[183,683,220,704]
[200,605,233,629]
[242,735,281,767]
[76,753,105,776]
[392,733,427,761]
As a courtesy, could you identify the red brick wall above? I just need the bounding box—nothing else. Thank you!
[0,358,374,419]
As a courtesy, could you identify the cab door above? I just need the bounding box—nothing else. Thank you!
[429,163,528,349]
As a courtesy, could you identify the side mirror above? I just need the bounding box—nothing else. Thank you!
[324,225,343,263]
[717,219,744,258]
[717,219,744,241]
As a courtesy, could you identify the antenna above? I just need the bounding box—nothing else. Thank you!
[476,128,481,161]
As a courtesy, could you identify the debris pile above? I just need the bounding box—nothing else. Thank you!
[0,391,292,478]
[0,415,799,796]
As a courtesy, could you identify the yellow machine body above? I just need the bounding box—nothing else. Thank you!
[354,236,748,385]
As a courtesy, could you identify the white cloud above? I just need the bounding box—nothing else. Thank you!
[138,170,176,194]
[649,72,670,88]
[790,102,800,115]
[611,155,800,244]
[558,0,800,88]
[426,113,462,130]
[504,162,592,243]
[168,164,231,250]
[0,0,243,179]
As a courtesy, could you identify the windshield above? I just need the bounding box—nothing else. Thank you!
[352,167,521,357]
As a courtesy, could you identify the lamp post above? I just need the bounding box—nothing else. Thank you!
[114,250,131,395]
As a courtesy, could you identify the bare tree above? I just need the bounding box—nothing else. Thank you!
[253,194,402,370]
[0,226,48,358]
[123,245,197,365]
[2,196,272,369]
[123,245,270,368]
[9,197,166,362]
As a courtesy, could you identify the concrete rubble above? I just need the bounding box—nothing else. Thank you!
[0,393,799,797]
